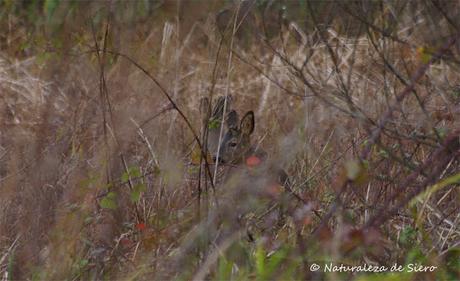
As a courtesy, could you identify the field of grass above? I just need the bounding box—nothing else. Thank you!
[0,1,459,280]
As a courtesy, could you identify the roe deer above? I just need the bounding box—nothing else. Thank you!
[200,95,233,164]
[200,97,316,234]
[216,99,302,233]
[201,96,289,190]
[202,97,320,235]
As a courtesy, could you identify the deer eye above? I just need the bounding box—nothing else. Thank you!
[229,142,237,147]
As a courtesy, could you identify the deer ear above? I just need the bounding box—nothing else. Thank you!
[212,96,232,120]
[200,97,210,111]
[226,110,239,129]
[240,111,255,135]
[211,96,225,119]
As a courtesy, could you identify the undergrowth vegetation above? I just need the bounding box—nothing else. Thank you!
[0,1,459,280]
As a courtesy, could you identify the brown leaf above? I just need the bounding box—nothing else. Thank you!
[191,147,213,165]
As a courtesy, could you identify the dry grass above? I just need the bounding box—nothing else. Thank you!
[0,1,459,280]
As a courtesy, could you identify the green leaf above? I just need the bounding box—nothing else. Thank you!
[435,127,448,138]
[399,226,417,247]
[444,248,460,280]
[378,149,389,158]
[417,47,433,64]
[255,243,266,280]
[130,190,140,203]
[265,247,289,278]
[217,257,233,281]
[122,172,129,183]
[122,167,142,183]
[130,183,146,203]
[130,190,141,203]
[405,247,425,264]
[208,118,220,129]
[79,259,89,268]
[36,52,53,66]
[100,192,117,209]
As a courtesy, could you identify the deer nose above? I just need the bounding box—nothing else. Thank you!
[212,156,224,164]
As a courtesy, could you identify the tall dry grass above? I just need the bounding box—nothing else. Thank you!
[0,1,459,280]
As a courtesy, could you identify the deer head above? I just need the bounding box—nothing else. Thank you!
[200,96,255,164]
